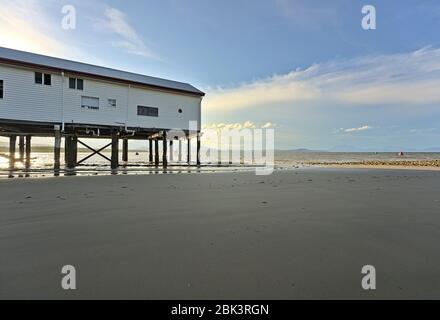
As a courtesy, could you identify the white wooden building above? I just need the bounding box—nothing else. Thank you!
[0,47,205,170]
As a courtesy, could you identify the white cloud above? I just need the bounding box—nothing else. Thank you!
[340,125,373,133]
[262,122,276,129]
[204,47,440,112]
[202,121,275,130]
[96,7,158,60]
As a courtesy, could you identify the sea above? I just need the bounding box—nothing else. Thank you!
[0,150,439,179]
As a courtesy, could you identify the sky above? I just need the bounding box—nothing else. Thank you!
[0,0,440,151]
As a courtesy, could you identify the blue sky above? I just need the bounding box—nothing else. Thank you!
[1,0,440,150]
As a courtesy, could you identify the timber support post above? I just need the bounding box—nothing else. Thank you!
[187,136,191,164]
[65,135,78,169]
[72,135,78,165]
[65,135,72,168]
[25,135,31,169]
[155,139,159,166]
[19,136,25,162]
[149,139,153,163]
[169,139,174,162]
[64,136,70,163]
[9,135,17,172]
[54,128,62,174]
[111,131,119,170]
[197,132,201,166]
[122,138,128,163]
[162,131,168,167]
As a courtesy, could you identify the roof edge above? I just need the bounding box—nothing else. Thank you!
[0,47,205,97]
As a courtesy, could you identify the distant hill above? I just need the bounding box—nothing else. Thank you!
[0,145,54,153]
[328,145,440,152]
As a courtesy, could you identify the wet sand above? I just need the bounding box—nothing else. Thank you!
[1,168,440,299]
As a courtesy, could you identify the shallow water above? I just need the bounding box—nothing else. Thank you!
[0,151,439,178]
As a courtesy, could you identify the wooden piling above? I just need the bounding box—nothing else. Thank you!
[65,135,78,169]
[197,132,201,166]
[19,136,25,161]
[65,135,72,168]
[162,131,168,167]
[64,136,69,163]
[149,139,153,163]
[187,136,191,164]
[122,138,128,162]
[25,135,31,169]
[9,135,17,171]
[111,131,119,169]
[169,140,174,162]
[72,135,78,165]
[155,139,159,166]
[54,129,61,173]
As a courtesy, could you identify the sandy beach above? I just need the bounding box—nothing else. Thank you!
[1,168,440,300]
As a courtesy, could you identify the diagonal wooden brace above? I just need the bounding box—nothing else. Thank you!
[77,140,112,165]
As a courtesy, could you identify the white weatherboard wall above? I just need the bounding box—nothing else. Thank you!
[127,86,201,130]
[0,64,62,123]
[0,64,202,131]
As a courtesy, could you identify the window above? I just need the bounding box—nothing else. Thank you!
[108,99,117,108]
[0,80,3,99]
[81,96,99,110]
[178,108,183,114]
[35,72,43,84]
[137,106,159,117]
[69,77,76,89]
[77,79,84,90]
[69,78,84,90]
[35,72,51,85]
[44,74,51,86]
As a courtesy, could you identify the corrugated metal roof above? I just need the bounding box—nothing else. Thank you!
[0,47,205,96]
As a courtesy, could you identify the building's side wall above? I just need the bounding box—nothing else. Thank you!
[62,74,128,128]
[0,64,62,123]
[0,63,202,131]
[127,86,201,131]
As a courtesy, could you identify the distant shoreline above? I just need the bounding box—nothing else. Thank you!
[303,160,440,171]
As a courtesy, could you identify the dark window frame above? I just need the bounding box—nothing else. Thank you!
[0,80,3,99]
[35,72,43,84]
[44,74,52,86]
[69,77,84,90]
[69,77,76,89]
[137,106,159,117]
[77,79,84,91]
